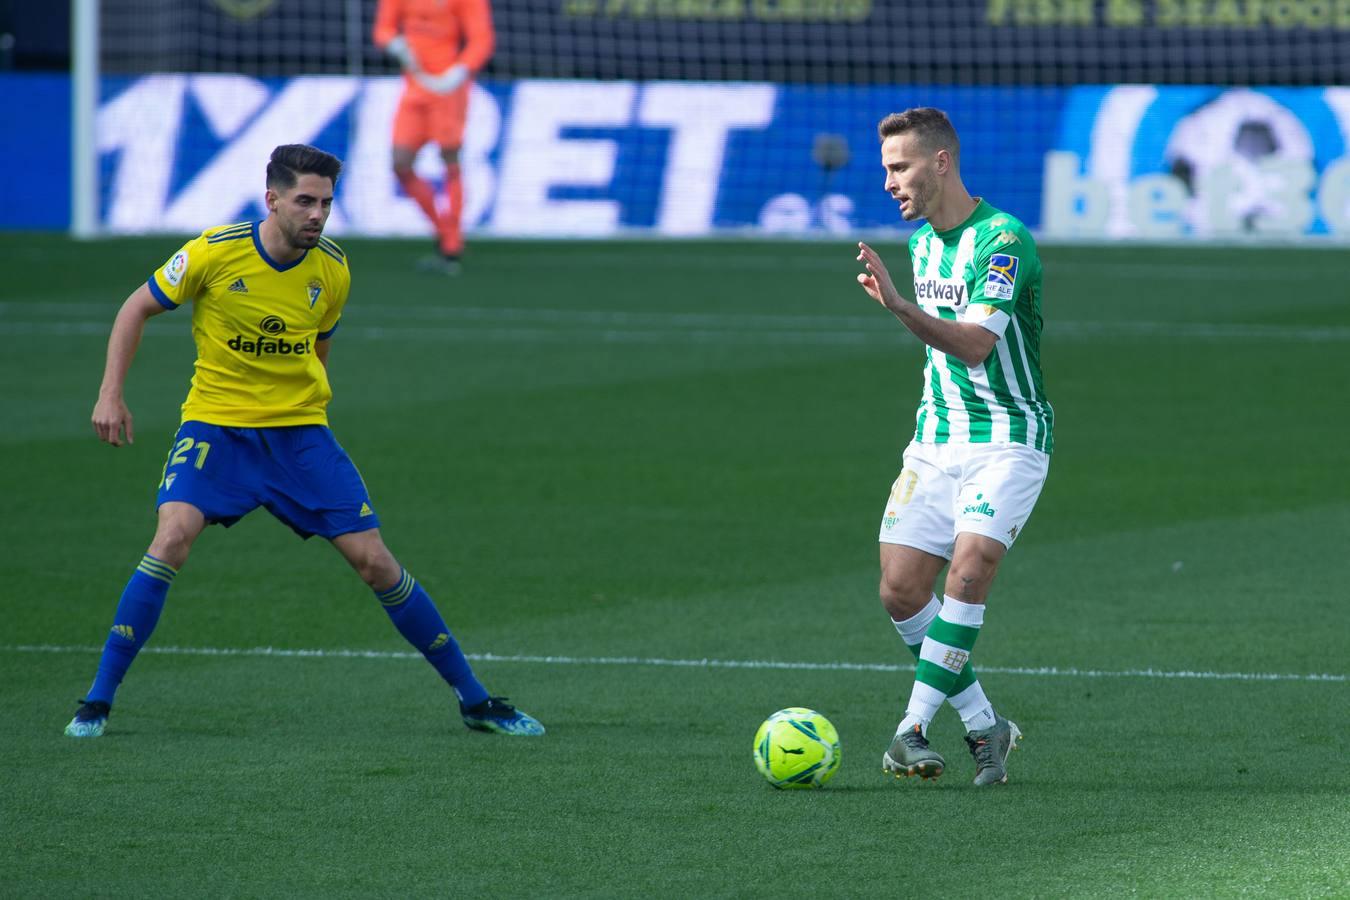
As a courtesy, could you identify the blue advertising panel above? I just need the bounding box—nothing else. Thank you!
[0,74,72,229]
[5,74,1350,241]
[1,73,1061,236]
[1044,85,1350,239]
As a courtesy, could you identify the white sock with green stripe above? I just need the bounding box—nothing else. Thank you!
[948,681,995,732]
[892,595,942,646]
[892,595,996,732]
[898,596,985,735]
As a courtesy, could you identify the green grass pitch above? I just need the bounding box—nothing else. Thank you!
[1,233,1347,897]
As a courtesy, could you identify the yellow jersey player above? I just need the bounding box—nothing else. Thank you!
[65,144,543,740]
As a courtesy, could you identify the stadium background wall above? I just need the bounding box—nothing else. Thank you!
[7,0,1350,239]
[8,73,1350,241]
[93,0,1350,85]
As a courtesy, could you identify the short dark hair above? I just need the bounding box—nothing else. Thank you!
[877,108,960,162]
[266,144,343,191]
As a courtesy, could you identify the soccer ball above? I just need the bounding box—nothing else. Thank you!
[752,708,841,789]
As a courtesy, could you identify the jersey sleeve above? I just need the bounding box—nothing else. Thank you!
[965,226,1036,336]
[457,0,495,72]
[317,265,350,341]
[147,234,211,310]
[372,0,401,49]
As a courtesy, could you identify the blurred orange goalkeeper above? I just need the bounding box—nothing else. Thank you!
[374,0,494,274]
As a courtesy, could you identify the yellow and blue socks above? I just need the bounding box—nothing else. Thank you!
[87,554,176,706]
[898,595,988,735]
[376,569,489,708]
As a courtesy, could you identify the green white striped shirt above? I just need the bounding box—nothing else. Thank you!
[907,200,1054,453]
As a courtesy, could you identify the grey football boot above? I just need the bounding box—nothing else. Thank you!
[963,714,1022,786]
[883,723,945,780]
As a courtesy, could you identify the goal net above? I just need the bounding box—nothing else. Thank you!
[84,0,1350,241]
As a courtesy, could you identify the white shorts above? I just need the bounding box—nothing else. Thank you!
[878,441,1049,559]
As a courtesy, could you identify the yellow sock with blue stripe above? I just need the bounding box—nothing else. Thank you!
[377,569,489,708]
[87,554,177,706]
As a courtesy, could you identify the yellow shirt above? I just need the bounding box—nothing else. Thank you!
[148,222,351,427]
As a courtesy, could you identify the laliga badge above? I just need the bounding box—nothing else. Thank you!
[164,250,189,287]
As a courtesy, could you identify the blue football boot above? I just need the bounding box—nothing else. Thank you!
[460,696,545,736]
[64,700,111,738]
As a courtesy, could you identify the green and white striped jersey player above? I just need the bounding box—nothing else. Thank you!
[907,202,1053,451]
[856,108,1052,787]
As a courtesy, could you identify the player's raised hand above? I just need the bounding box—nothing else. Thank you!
[856,241,905,311]
[92,395,134,447]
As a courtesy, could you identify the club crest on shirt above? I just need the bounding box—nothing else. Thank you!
[984,254,1019,301]
[164,250,189,287]
[306,280,322,309]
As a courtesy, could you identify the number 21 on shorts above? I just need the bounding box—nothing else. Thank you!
[159,436,212,488]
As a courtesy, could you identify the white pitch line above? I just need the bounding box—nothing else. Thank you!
[4,644,1344,683]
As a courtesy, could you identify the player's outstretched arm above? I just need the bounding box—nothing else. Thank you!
[855,241,998,368]
[93,283,168,447]
[372,0,419,71]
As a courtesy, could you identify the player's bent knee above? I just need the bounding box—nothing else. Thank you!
[147,509,203,567]
[945,564,995,592]
[949,552,1002,583]
[354,557,392,589]
[332,530,403,589]
[147,530,195,568]
[352,548,402,590]
[945,557,1002,602]
[879,575,930,618]
[950,536,1005,577]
